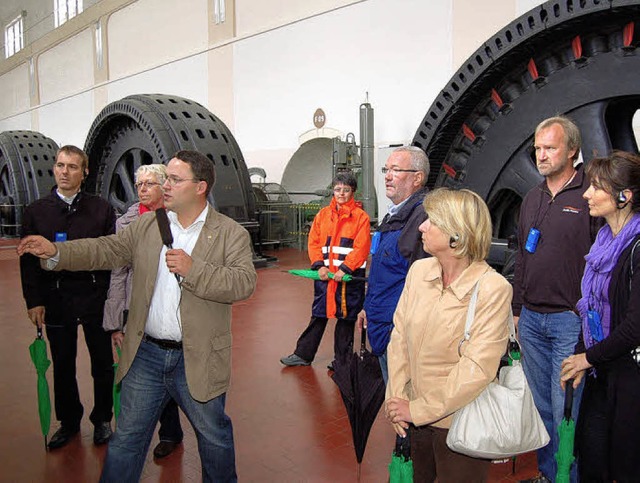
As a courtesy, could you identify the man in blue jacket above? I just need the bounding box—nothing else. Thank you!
[357,146,429,382]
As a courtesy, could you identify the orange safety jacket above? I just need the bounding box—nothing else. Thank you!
[308,196,371,319]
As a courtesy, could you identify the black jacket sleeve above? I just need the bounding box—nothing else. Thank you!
[512,199,528,316]
[20,205,47,309]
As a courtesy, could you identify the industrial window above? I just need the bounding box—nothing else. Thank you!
[54,0,83,28]
[4,14,24,58]
[213,0,226,24]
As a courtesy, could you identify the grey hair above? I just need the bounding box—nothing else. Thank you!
[393,146,430,186]
[135,164,168,184]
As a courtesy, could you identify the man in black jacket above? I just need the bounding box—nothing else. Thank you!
[513,117,600,483]
[20,145,116,449]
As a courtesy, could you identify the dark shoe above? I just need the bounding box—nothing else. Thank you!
[153,440,181,459]
[280,354,311,366]
[48,426,80,450]
[519,474,551,483]
[93,422,113,445]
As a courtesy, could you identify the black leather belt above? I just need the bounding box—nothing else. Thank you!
[143,333,183,350]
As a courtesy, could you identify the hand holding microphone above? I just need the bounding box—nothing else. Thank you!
[156,208,192,283]
[165,249,193,279]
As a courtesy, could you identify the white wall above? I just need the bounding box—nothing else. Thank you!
[107,0,209,80]
[235,0,360,37]
[0,111,32,133]
[207,45,235,128]
[234,0,453,181]
[38,28,95,103]
[39,90,95,147]
[453,0,515,68]
[517,0,545,15]
[0,62,30,118]
[107,53,209,108]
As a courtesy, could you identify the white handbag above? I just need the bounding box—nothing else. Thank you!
[445,281,550,459]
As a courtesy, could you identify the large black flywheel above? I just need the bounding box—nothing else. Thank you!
[84,94,256,226]
[412,1,640,260]
[0,131,58,236]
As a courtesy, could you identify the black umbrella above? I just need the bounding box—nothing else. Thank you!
[331,328,386,474]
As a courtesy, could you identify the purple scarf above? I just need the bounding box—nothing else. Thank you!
[577,213,640,349]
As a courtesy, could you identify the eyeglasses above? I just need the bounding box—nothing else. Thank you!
[381,167,419,176]
[134,181,162,190]
[165,176,200,187]
[333,187,353,194]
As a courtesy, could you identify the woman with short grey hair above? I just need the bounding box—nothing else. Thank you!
[103,163,184,459]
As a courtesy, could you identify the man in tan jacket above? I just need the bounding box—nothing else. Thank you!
[18,150,257,483]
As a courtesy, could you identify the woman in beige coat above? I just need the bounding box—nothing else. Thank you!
[385,188,512,482]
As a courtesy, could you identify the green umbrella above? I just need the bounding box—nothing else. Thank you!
[555,380,576,483]
[287,269,366,282]
[389,436,413,483]
[113,346,121,421]
[28,326,51,450]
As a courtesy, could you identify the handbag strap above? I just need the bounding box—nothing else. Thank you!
[458,276,517,357]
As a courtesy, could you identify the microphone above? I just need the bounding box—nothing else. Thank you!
[155,208,181,283]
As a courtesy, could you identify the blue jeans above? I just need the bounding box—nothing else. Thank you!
[100,339,237,483]
[518,307,583,483]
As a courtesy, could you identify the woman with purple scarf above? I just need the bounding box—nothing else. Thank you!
[560,150,640,481]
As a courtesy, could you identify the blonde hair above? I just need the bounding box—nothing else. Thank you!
[422,188,492,262]
[135,164,167,185]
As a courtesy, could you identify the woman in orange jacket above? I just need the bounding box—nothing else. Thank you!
[281,172,371,367]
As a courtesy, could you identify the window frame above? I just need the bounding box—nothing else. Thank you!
[213,0,226,24]
[4,14,24,58]
[54,0,84,28]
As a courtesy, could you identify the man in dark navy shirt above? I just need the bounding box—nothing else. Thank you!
[20,145,116,450]
[514,117,600,483]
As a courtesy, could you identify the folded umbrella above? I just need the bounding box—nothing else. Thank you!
[113,310,128,422]
[331,328,386,477]
[555,380,576,483]
[28,326,51,450]
[287,269,366,282]
[113,346,121,421]
[389,435,413,483]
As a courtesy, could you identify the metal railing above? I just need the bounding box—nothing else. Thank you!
[0,203,23,238]
[255,201,322,251]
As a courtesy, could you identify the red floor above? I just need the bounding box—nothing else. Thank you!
[0,242,538,482]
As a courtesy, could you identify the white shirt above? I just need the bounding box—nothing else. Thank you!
[56,190,79,205]
[145,205,209,341]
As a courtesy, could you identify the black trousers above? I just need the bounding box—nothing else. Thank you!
[158,398,184,442]
[576,363,640,482]
[410,425,490,483]
[294,316,355,363]
[46,319,114,428]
